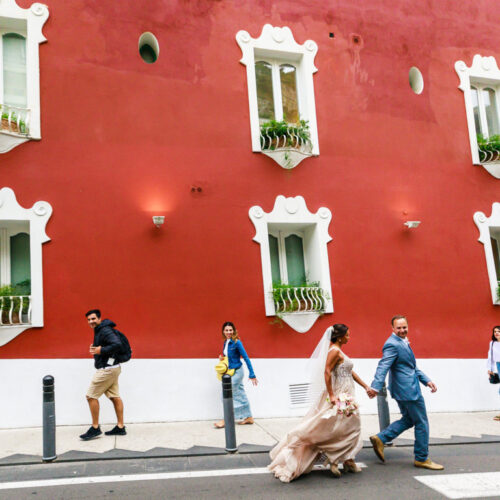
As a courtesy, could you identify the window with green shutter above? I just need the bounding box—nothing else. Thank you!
[268,230,306,285]
[10,232,30,293]
[268,234,281,283]
[284,234,306,285]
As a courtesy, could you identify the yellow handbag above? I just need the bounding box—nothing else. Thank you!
[215,356,235,381]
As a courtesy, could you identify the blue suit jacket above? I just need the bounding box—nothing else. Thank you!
[371,334,430,401]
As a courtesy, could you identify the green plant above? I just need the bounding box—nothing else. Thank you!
[0,284,30,315]
[1,111,27,133]
[477,133,500,162]
[271,280,326,313]
[260,119,311,150]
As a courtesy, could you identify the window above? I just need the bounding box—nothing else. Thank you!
[474,203,500,305]
[268,231,306,285]
[0,187,52,347]
[0,222,31,288]
[455,55,500,177]
[255,61,299,125]
[237,25,319,169]
[0,0,49,154]
[0,222,31,327]
[3,33,27,107]
[249,195,333,333]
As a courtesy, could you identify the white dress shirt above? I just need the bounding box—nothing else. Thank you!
[487,341,500,372]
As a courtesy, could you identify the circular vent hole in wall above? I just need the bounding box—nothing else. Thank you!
[409,66,423,94]
[139,32,159,64]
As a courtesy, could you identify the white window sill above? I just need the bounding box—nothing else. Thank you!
[260,149,317,169]
[477,161,500,179]
[0,132,29,153]
[0,324,35,347]
[278,311,323,333]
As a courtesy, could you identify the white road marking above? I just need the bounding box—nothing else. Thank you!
[0,462,367,491]
[415,472,500,499]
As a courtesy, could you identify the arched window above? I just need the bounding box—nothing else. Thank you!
[0,187,52,346]
[0,2,49,152]
[237,25,319,168]
[250,196,333,333]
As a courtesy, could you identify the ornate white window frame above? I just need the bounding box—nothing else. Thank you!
[0,187,52,346]
[455,55,500,178]
[249,195,333,333]
[473,202,500,305]
[0,0,49,154]
[236,24,319,170]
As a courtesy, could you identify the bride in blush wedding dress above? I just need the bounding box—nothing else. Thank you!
[268,324,376,482]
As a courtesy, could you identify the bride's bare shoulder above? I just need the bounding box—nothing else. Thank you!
[327,346,344,364]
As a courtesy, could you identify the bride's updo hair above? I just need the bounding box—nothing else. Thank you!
[330,323,349,342]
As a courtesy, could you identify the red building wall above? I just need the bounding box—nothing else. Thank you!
[1,0,499,361]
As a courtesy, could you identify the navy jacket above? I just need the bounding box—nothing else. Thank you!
[371,333,430,401]
[93,319,121,369]
[225,339,256,379]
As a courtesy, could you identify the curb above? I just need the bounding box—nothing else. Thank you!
[1,436,499,467]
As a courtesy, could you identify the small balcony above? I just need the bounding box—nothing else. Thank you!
[260,120,313,169]
[0,104,30,137]
[0,295,32,326]
[272,284,326,314]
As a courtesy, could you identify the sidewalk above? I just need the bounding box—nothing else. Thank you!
[1,412,499,466]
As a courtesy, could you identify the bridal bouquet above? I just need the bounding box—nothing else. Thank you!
[335,392,358,417]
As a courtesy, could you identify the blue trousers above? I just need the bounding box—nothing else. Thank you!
[377,395,429,462]
[231,366,252,420]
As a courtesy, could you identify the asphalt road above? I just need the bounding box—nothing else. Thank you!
[1,442,499,500]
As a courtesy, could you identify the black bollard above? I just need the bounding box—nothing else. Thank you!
[377,382,393,446]
[221,374,237,453]
[42,375,57,462]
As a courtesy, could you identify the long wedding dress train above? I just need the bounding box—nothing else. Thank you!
[268,348,363,482]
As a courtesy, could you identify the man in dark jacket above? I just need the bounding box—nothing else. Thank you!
[80,309,127,440]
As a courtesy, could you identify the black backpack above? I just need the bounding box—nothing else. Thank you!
[113,329,132,363]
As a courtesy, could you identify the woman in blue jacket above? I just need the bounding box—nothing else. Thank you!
[214,321,258,428]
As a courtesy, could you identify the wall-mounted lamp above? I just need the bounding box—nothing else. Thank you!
[152,215,165,228]
[404,221,421,228]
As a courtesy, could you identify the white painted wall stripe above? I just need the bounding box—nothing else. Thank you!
[0,463,367,490]
[415,472,500,499]
[1,358,498,428]
[0,468,271,490]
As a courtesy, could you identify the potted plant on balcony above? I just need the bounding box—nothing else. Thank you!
[0,282,30,324]
[477,134,500,163]
[260,119,312,151]
[0,285,18,324]
[272,280,326,313]
[1,112,27,134]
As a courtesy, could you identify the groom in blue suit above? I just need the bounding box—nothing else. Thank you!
[369,315,443,470]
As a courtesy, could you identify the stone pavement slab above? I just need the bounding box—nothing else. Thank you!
[0,411,499,466]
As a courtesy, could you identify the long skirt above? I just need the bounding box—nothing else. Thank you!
[268,389,362,482]
[231,366,252,420]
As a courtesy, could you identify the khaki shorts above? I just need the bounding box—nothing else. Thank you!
[86,366,121,399]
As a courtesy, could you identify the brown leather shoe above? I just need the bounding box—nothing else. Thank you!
[414,459,444,470]
[330,464,341,477]
[343,460,362,473]
[369,435,385,462]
